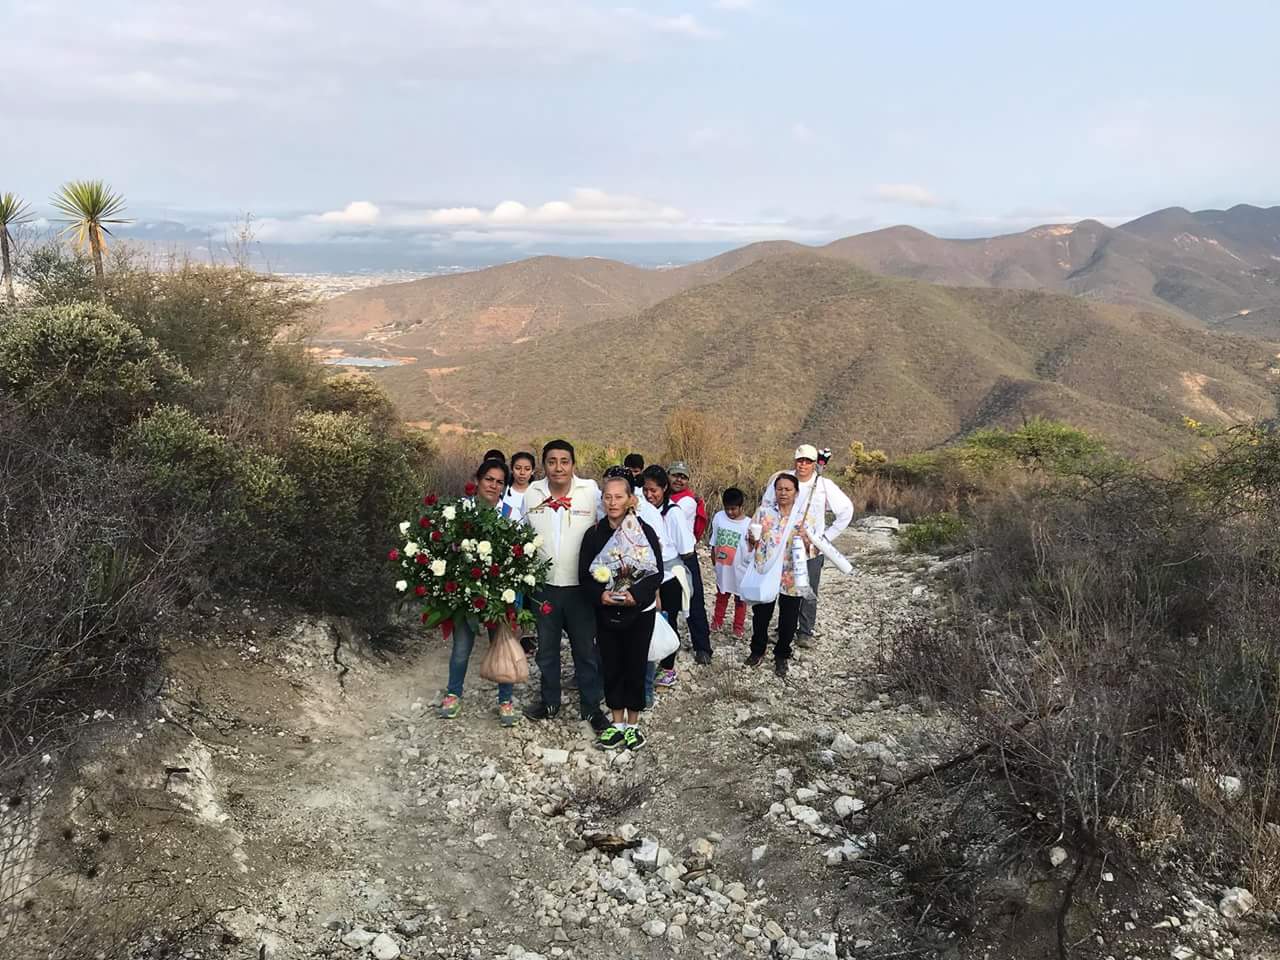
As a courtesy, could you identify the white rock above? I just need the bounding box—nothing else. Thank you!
[690,837,715,859]
[1216,775,1245,800]
[642,919,667,937]
[611,857,631,879]
[735,708,751,725]
[763,920,786,942]
[633,839,660,871]
[831,733,859,758]
[1219,887,1256,919]
[725,882,747,902]
[751,844,768,862]
[774,767,794,791]
[911,585,927,597]
[370,933,400,960]
[791,805,821,826]
[795,787,818,802]
[667,924,685,942]
[743,923,762,939]
[752,726,774,745]
[1048,846,1068,868]
[341,928,377,949]
[1171,947,1196,960]
[541,748,570,766]
[833,796,863,818]
[856,516,900,531]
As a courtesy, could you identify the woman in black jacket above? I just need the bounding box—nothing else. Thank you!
[578,471,664,751]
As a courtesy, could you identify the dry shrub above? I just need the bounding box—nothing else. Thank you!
[887,438,1280,902]
[660,407,777,512]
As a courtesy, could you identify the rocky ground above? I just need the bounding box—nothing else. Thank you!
[5,522,1279,960]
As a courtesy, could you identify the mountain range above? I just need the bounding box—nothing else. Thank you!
[310,204,1280,454]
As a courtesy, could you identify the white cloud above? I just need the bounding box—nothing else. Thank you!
[714,0,754,9]
[791,122,816,143]
[871,183,947,208]
[316,201,380,224]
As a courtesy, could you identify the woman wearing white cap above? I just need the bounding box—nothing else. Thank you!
[762,443,854,645]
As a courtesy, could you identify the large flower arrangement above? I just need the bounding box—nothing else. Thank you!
[389,484,551,631]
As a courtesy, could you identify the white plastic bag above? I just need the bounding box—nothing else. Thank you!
[648,612,679,662]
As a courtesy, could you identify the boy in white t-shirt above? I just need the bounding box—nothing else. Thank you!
[709,487,751,638]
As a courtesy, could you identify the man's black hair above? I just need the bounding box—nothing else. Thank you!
[541,439,575,463]
[722,487,745,508]
[623,452,645,470]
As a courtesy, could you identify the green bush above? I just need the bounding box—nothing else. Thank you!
[309,371,397,426]
[14,240,96,307]
[899,511,969,553]
[121,406,299,584]
[283,411,426,615]
[0,301,189,444]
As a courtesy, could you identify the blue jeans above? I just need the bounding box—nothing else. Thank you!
[533,585,604,718]
[447,619,513,703]
[681,552,711,654]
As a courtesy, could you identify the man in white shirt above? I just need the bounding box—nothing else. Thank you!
[762,443,854,645]
[522,440,609,733]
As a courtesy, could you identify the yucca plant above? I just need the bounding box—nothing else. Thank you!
[0,192,32,306]
[50,180,131,295]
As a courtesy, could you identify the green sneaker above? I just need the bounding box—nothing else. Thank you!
[498,701,517,727]
[597,725,625,750]
[439,694,461,719]
[623,727,646,751]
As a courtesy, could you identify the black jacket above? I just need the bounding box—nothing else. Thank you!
[578,515,664,629]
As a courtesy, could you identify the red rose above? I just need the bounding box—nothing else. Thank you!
[444,581,458,593]
[489,563,500,576]
[431,531,443,542]
[472,596,486,610]
[414,584,426,597]
[419,517,430,528]
[540,601,553,615]
[388,549,399,561]
[464,481,477,496]
[424,494,438,506]
[470,566,484,579]
[415,553,429,565]
[512,544,524,558]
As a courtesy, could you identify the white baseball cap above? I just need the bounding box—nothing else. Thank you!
[794,444,818,461]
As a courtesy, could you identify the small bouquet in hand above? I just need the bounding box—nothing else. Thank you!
[588,514,658,603]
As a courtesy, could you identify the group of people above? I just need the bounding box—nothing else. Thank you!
[439,439,854,752]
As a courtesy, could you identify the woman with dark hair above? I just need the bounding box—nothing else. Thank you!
[502,451,535,519]
[641,464,694,690]
[439,457,520,725]
[579,471,663,750]
[740,472,813,678]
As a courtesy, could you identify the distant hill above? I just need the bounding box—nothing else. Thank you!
[310,242,800,355]
[371,254,1279,455]
[312,204,1280,356]
[818,206,1280,331]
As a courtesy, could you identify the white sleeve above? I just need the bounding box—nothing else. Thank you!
[677,496,697,527]
[820,478,854,542]
[761,473,780,508]
[594,485,604,521]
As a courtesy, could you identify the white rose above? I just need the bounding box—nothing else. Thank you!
[404,541,420,557]
[523,574,536,586]
[477,541,492,556]
[398,521,410,535]
[395,580,408,592]
[442,506,457,521]
[430,559,447,577]
[501,588,516,604]
[524,541,537,555]
[532,535,543,549]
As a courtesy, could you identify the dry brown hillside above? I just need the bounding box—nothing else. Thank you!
[371,253,1280,455]
[310,243,808,357]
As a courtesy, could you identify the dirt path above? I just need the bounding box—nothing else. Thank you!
[8,525,1272,960]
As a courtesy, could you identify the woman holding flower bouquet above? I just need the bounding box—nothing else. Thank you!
[439,458,523,726]
[578,471,664,751]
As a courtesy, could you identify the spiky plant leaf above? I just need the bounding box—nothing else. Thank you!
[50,179,131,253]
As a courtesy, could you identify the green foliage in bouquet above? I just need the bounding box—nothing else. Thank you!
[390,487,552,632]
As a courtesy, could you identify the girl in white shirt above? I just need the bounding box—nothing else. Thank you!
[501,451,535,520]
[642,465,694,688]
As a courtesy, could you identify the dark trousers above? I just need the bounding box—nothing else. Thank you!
[797,555,825,637]
[751,594,802,663]
[658,578,682,670]
[533,585,603,718]
[598,610,655,713]
[681,552,711,654]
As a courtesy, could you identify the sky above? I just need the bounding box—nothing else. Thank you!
[5,0,1279,266]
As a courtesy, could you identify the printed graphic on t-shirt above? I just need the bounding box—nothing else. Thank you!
[713,527,742,566]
